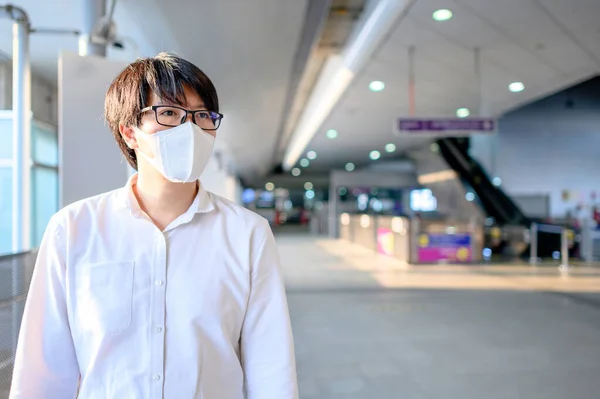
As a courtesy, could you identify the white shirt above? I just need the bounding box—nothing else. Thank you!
[10,174,298,399]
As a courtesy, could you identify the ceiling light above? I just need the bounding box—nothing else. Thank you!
[385,143,396,153]
[291,168,301,177]
[299,158,310,167]
[465,192,475,202]
[307,151,317,160]
[509,82,525,92]
[369,150,381,160]
[492,177,502,186]
[456,108,470,118]
[432,9,453,22]
[304,182,314,190]
[345,163,355,172]
[326,129,338,139]
[305,190,315,199]
[265,182,275,191]
[369,80,385,92]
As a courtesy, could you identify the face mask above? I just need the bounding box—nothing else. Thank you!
[134,122,215,183]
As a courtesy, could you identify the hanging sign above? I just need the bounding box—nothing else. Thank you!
[396,118,497,136]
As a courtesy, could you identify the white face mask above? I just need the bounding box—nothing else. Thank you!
[134,122,215,183]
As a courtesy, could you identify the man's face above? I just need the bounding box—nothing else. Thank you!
[120,86,216,155]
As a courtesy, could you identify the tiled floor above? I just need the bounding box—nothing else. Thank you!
[278,234,600,399]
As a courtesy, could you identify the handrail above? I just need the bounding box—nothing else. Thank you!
[0,250,32,261]
[535,223,568,234]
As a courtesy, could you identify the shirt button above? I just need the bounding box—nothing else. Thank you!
[155,327,163,333]
[155,279,164,286]
[152,374,161,382]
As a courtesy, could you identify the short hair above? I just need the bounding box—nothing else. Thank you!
[104,52,219,170]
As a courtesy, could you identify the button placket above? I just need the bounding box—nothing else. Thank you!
[150,231,167,398]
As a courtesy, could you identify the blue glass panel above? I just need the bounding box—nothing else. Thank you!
[32,121,58,167]
[0,118,12,159]
[31,167,58,247]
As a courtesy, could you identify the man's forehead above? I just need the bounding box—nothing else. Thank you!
[149,92,205,108]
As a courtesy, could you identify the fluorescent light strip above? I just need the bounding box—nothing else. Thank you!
[282,0,413,170]
[418,169,458,185]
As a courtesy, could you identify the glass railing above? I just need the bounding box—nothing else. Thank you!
[0,251,36,399]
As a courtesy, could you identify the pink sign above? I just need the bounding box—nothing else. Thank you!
[377,228,394,256]
[416,233,472,263]
[418,247,472,262]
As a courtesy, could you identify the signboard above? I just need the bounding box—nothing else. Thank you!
[417,233,472,263]
[396,118,496,136]
[377,228,395,256]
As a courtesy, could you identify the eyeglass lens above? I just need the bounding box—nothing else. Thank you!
[155,106,221,129]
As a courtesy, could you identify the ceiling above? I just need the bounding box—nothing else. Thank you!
[299,0,600,173]
[1,0,600,185]
[0,0,310,182]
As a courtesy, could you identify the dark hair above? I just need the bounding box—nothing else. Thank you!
[104,52,219,170]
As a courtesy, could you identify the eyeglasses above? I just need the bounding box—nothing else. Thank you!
[140,105,224,130]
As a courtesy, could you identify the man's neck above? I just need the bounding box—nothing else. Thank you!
[133,169,198,231]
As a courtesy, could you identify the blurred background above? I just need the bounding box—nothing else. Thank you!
[1,0,600,397]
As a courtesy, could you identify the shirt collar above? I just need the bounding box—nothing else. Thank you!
[117,173,215,216]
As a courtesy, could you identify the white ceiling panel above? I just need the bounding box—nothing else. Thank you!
[300,0,600,174]
[0,0,309,181]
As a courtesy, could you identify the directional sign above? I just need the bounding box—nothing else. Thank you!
[396,118,496,135]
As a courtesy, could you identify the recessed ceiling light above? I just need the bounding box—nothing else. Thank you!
[307,151,317,160]
[345,162,355,172]
[385,143,396,153]
[433,9,453,22]
[492,177,502,186]
[299,158,310,167]
[265,182,275,191]
[369,150,381,160]
[465,192,475,202]
[304,182,314,190]
[456,108,470,118]
[509,82,525,92]
[305,190,315,199]
[369,80,385,92]
[326,129,338,139]
[291,168,301,177]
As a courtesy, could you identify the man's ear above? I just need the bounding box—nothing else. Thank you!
[120,124,138,150]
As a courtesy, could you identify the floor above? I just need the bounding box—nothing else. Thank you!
[278,233,600,399]
[2,233,599,399]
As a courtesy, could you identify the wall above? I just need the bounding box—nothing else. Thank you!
[59,52,129,206]
[471,76,600,218]
[201,153,242,204]
[328,167,418,238]
[0,61,58,126]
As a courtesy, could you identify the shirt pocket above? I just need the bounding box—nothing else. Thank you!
[76,261,135,335]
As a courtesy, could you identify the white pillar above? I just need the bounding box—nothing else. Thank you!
[79,0,107,57]
[11,10,31,253]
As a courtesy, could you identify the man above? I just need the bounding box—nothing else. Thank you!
[10,52,298,399]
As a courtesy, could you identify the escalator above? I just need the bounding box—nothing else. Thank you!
[436,137,572,258]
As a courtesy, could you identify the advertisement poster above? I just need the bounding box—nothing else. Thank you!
[377,228,395,256]
[417,233,472,263]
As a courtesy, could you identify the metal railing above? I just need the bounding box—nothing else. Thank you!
[529,223,574,268]
[0,251,36,398]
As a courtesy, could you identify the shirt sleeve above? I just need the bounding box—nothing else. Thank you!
[240,220,299,399]
[10,215,80,399]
